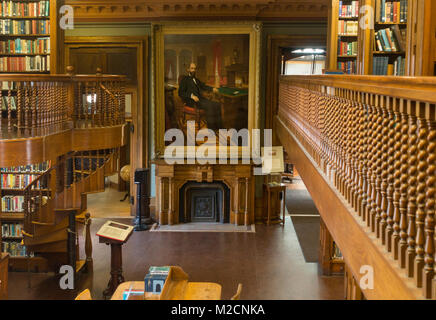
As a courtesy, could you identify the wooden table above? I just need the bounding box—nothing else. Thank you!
[111,281,222,300]
[263,183,287,226]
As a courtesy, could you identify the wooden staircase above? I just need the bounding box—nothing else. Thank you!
[22,148,119,274]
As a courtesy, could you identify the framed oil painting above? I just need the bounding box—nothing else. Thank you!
[153,22,261,159]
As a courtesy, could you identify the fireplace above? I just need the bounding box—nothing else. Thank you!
[179,182,230,223]
[154,160,254,226]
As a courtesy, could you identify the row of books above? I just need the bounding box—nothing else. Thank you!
[373,56,405,75]
[338,1,359,18]
[1,241,27,257]
[338,60,357,74]
[1,96,16,111]
[1,173,40,189]
[1,223,23,238]
[338,40,357,56]
[374,25,405,52]
[0,37,50,54]
[338,20,358,36]
[376,0,407,23]
[1,195,24,212]
[0,55,50,72]
[0,161,51,173]
[0,1,50,17]
[0,19,50,35]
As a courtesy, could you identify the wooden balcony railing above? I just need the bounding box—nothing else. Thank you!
[0,67,126,139]
[277,75,436,299]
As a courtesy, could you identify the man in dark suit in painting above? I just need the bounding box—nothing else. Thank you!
[178,62,223,130]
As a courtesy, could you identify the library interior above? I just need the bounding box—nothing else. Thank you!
[0,0,435,301]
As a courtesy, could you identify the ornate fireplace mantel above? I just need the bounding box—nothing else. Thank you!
[154,160,254,225]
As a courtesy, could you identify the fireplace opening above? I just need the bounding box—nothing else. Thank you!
[179,181,230,223]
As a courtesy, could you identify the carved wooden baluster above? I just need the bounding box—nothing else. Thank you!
[7,82,12,131]
[423,111,435,298]
[372,100,384,236]
[406,102,418,275]
[349,93,359,209]
[323,93,332,176]
[120,80,125,124]
[399,110,410,267]
[391,105,402,259]
[379,98,390,242]
[24,82,29,130]
[111,81,116,126]
[343,92,352,202]
[415,113,428,287]
[91,82,96,127]
[366,100,377,229]
[333,96,342,186]
[386,100,397,252]
[32,82,37,132]
[336,95,346,192]
[356,93,366,216]
[56,82,60,125]
[42,82,47,129]
[50,82,54,126]
[359,94,370,221]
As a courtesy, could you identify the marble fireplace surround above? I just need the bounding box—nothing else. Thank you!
[154,160,254,225]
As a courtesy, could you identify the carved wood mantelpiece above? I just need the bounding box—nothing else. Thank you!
[65,1,328,21]
[154,160,255,226]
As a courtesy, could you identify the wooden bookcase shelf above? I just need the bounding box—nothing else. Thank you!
[328,0,434,75]
[1,160,51,268]
[0,0,62,74]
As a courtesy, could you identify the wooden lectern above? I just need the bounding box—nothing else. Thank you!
[97,221,133,299]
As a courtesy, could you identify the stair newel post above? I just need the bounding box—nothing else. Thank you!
[84,213,93,270]
[423,110,435,298]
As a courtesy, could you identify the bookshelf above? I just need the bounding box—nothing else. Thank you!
[328,0,360,74]
[327,0,436,75]
[0,160,50,268]
[0,0,61,74]
[369,0,409,75]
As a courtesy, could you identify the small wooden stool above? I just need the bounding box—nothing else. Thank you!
[263,183,287,226]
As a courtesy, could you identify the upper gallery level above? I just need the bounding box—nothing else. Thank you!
[0,68,128,167]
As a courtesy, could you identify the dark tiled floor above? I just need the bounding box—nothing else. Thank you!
[7,214,344,300]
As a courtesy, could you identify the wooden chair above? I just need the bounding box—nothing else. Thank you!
[230,283,242,300]
[75,289,92,300]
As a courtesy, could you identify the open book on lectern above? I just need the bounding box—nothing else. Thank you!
[96,220,134,242]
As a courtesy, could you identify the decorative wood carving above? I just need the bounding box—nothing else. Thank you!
[65,0,328,21]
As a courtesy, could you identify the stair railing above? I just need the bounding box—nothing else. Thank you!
[278,75,436,299]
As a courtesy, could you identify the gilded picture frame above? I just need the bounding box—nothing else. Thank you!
[152,22,261,160]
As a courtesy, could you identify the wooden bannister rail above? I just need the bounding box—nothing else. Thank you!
[0,70,126,139]
[277,75,436,300]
